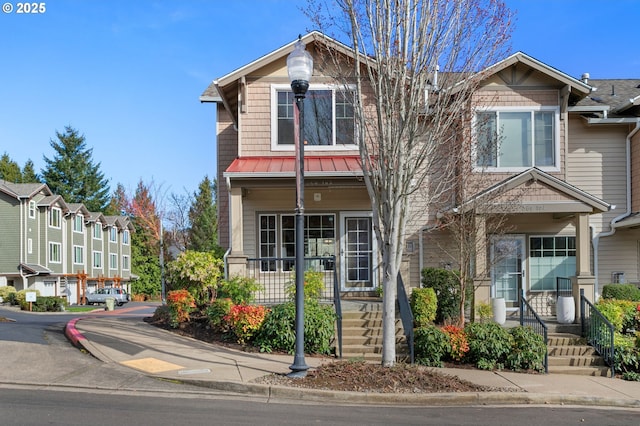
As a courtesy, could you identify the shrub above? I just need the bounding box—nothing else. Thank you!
[506,326,546,372]
[224,304,269,344]
[218,276,261,305]
[285,270,325,301]
[441,325,469,361]
[463,322,513,370]
[596,299,630,333]
[29,296,66,312]
[414,325,451,367]
[410,287,437,328]
[150,305,172,324]
[166,251,224,305]
[16,289,40,308]
[166,289,196,328]
[613,334,640,376]
[206,298,233,330]
[255,300,335,355]
[421,267,471,324]
[602,284,640,302]
[475,302,493,323]
[0,286,17,302]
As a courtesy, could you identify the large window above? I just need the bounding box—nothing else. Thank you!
[93,251,102,269]
[109,253,118,269]
[49,207,61,228]
[272,85,355,148]
[49,242,61,263]
[475,108,558,169]
[73,214,84,233]
[93,222,102,239]
[73,246,84,264]
[259,213,336,272]
[109,227,117,242]
[529,236,576,291]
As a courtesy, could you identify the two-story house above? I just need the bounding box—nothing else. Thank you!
[0,179,133,304]
[202,32,639,315]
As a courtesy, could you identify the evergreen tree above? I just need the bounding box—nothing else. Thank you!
[41,126,110,211]
[188,176,220,253]
[0,153,22,182]
[21,160,40,183]
[104,183,128,216]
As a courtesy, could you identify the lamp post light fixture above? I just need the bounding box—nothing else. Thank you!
[287,36,313,378]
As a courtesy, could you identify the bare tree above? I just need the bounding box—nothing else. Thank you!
[166,191,193,254]
[311,0,513,366]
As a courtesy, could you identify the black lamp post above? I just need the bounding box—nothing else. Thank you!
[287,36,313,378]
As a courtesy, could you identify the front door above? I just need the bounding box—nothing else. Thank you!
[491,235,525,308]
[340,213,375,291]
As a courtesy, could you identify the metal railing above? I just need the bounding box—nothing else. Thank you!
[519,291,549,373]
[245,256,342,358]
[396,273,415,364]
[580,289,615,377]
[556,277,572,299]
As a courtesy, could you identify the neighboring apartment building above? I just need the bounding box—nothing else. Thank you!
[201,32,640,314]
[0,179,133,304]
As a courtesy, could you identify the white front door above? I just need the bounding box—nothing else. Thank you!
[340,212,376,291]
[491,235,525,307]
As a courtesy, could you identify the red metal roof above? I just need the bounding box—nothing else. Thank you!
[224,156,363,177]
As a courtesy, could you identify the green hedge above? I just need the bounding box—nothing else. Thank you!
[602,284,640,302]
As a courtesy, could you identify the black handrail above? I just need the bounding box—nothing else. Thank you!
[397,273,415,364]
[556,277,572,299]
[333,263,343,359]
[519,291,548,373]
[580,289,615,377]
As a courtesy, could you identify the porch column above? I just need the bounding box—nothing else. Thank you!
[574,212,595,306]
[473,215,491,307]
[227,186,247,277]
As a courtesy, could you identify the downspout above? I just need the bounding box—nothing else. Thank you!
[593,120,640,297]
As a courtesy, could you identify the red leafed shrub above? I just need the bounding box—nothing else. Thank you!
[166,289,196,328]
[441,325,469,361]
[224,304,269,344]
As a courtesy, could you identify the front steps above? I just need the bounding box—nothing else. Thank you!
[340,301,408,362]
[547,332,612,377]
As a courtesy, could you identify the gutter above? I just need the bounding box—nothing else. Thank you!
[592,118,640,297]
[224,176,233,280]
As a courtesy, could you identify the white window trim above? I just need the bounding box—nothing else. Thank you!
[73,245,84,265]
[73,214,84,233]
[109,227,117,242]
[49,242,62,263]
[93,251,102,268]
[270,83,358,152]
[27,238,33,254]
[29,200,36,218]
[49,207,61,229]
[472,106,561,173]
[123,230,130,245]
[109,253,118,270]
[93,222,102,239]
[122,255,130,271]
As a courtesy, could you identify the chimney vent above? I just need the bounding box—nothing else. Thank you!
[581,73,590,84]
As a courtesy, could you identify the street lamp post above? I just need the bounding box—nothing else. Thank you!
[287,36,313,378]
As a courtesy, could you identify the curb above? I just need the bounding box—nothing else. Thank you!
[64,317,88,348]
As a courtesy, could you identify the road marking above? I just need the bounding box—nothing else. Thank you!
[120,357,184,373]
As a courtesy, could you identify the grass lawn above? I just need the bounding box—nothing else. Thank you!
[65,306,98,313]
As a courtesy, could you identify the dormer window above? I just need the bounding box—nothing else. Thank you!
[271,85,355,150]
[29,200,36,218]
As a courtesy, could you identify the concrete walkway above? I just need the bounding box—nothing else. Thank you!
[65,315,640,407]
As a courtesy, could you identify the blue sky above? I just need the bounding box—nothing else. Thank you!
[1,0,638,198]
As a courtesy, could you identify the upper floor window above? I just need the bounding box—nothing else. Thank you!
[272,85,355,150]
[109,253,118,269]
[93,251,102,269]
[49,242,61,263]
[29,201,36,218]
[122,255,130,270]
[109,227,117,242]
[123,230,130,245]
[73,214,84,233]
[73,246,84,264]
[93,222,102,239]
[475,108,558,170]
[49,207,61,228]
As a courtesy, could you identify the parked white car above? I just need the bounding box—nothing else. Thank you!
[85,288,129,306]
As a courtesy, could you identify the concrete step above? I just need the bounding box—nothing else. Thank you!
[341,335,405,345]
[548,345,596,357]
[548,355,606,367]
[548,365,612,377]
[547,333,586,346]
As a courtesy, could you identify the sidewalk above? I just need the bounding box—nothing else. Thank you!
[66,316,640,407]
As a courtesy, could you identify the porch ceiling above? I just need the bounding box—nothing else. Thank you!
[223,156,363,178]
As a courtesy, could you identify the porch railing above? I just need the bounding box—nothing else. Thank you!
[519,290,549,373]
[245,256,342,358]
[580,289,615,377]
[397,273,414,364]
[556,277,572,299]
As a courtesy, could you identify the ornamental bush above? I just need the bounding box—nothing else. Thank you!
[206,298,233,330]
[224,304,269,344]
[441,325,469,361]
[166,289,196,328]
[421,267,471,324]
[414,325,451,367]
[506,326,546,372]
[410,287,437,328]
[29,296,66,312]
[463,322,513,370]
[0,286,17,302]
[218,276,261,305]
[596,299,631,333]
[285,270,325,301]
[255,300,335,355]
[602,284,640,302]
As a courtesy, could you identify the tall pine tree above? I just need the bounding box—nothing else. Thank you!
[0,153,22,183]
[41,126,110,212]
[188,176,220,254]
[21,160,41,183]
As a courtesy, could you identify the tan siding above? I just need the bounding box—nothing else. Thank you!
[632,131,640,212]
[598,230,640,285]
[217,104,238,249]
[567,117,628,232]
